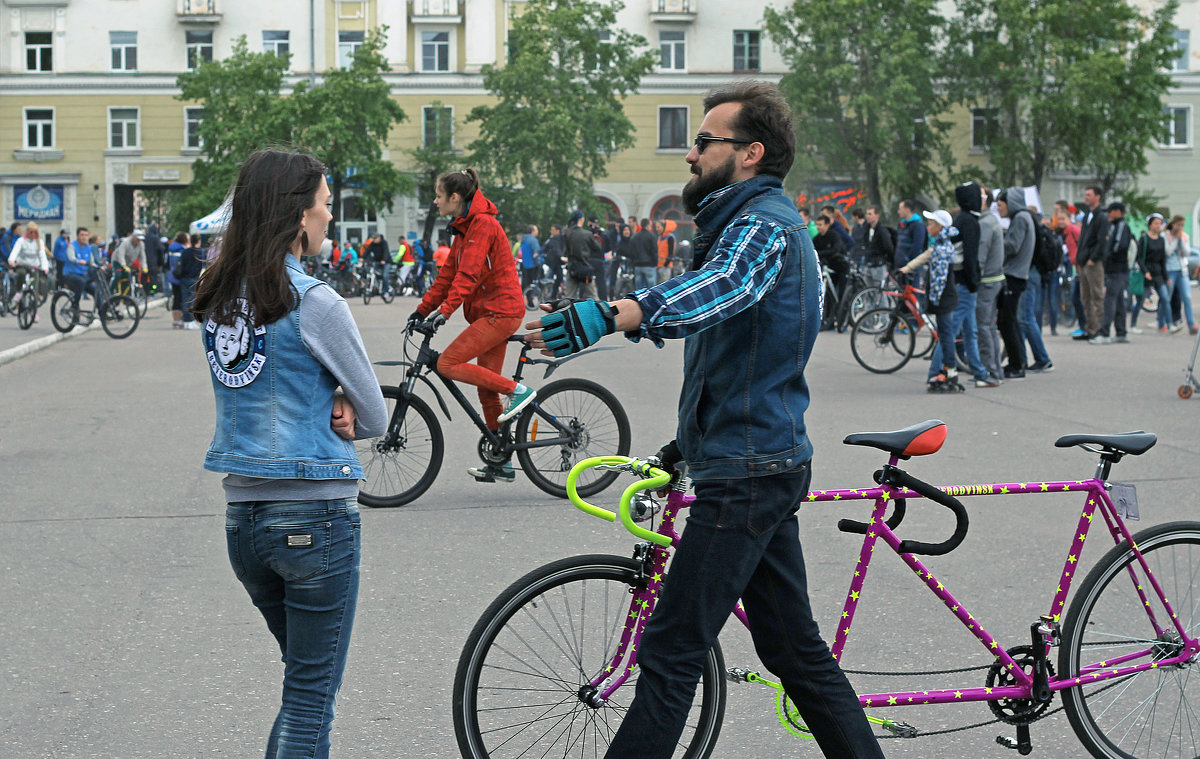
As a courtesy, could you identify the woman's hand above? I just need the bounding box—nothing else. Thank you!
[331,394,357,440]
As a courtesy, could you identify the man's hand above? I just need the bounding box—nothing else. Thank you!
[531,300,617,357]
[331,394,356,440]
[406,310,424,329]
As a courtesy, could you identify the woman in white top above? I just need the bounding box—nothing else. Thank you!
[7,220,50,315]
[1164,215,1197,334]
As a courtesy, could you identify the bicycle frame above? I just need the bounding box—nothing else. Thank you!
[380,326,616,456]
[880,282,928,331]
[567,454,1199,717]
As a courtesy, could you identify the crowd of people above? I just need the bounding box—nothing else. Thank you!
[804,185,1199,392]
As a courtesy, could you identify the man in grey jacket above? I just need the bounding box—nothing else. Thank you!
[995,187,1035,379]
[975,187,1005,386]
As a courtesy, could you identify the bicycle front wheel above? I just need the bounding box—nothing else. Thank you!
[356,388,444,507]
[514,378,631,498]
[850,308,915,373]
[453,554,726,759]
[50,290,78,333]
[1059,520,1200,759]
[100,295,140,339]
[17,291,37,330]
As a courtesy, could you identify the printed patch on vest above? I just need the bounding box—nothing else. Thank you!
[204,298,268,388]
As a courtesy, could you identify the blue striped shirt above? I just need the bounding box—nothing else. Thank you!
[627,200,790,342]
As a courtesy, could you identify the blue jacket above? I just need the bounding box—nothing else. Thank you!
[676,176,820,480]
[895,213,927,267]
[519,233,542,269]
[64,240,90,278]
[53,235,70,262]
[203,255,363,480]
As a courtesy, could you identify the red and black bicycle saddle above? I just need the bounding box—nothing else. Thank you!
[842,419,947,459]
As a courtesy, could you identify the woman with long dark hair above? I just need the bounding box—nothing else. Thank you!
[193,148,386,759]
[408,167,529,483]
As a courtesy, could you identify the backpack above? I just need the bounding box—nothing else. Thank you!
[1022,210,1059,275]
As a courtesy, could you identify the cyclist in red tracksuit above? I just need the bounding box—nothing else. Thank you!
[410,167,532,483]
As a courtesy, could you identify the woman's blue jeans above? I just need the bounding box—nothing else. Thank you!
[1167,269,1195,327]
[226,499,361,759]
[603,467,883,759]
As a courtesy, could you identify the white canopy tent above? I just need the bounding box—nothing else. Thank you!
[189,196,231,236]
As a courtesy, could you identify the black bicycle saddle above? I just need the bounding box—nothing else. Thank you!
[1053,431,1157,455]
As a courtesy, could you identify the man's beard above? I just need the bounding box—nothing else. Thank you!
[681,154,738,215]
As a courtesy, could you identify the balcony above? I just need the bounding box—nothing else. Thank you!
[649,0,697,22]
[178,0,221,24]
[411,0,461,23]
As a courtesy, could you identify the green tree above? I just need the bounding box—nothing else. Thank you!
[764,0,955,213]
[467,0,657,233]
[173,36,293,233]
[951,0,1178,194]
[405,101,459,244]
[290,28,410,241]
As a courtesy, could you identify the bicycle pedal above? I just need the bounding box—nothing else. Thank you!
[725,667,757,683]
[880,720,918,739]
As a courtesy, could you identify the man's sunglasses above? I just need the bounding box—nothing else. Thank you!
[693,135,754,153]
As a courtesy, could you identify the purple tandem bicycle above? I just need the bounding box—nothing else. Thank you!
[452,419,1199,759]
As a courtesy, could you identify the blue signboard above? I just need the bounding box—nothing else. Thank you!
[14,184,64,221]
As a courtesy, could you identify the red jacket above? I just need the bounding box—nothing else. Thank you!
[418,189,524,322]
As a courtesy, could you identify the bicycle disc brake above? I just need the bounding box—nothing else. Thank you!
[986,646,1054,725]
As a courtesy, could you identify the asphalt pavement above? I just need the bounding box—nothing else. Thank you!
[2,290,1198,758]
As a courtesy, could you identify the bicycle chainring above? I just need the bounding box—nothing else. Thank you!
[477,433,510,466]
[986,645,1055,725]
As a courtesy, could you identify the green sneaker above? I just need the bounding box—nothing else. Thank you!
[467,462,516,483]
[497,385,537,422]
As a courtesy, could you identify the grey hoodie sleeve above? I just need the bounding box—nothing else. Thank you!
[1003,212,1035,279]
[299,284,388,439]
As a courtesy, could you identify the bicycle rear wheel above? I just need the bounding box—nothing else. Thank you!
[453,554,726,759]
[850,307,915,373]
[356,388,444,507]
[1059,521,1200,759]
[100,295,140,339]
[514,378,631,498]
[50,290,78,333]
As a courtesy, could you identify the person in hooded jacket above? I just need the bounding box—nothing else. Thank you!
[899,209,962,392]
[995,187,1035,379]
[975,188,1005,386]
[409,167,532,483]
[951,182,989,383]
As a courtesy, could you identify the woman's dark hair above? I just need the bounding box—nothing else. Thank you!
[174,232,188,245]
[193,148,326,327]
[701,80,795,180]
[437,167,480,209]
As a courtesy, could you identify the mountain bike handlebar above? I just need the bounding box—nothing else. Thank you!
[566,456,673,547]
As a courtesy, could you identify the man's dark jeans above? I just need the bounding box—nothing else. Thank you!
[604,465,883,758]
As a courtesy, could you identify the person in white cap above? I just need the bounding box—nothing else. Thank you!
[900,208,964,392]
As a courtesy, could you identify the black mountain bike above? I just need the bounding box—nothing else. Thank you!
[358,320,631,507]
[49,264,140,339]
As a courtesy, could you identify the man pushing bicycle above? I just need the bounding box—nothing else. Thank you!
[525,81,884,758]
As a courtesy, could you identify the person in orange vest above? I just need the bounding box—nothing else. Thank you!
[655,218,677,283]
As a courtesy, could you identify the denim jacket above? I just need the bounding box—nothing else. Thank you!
[203,255,363,480]
[678,176,820,480]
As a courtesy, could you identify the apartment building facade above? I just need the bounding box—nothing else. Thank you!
[0,0,785,244]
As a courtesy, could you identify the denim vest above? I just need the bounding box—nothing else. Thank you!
[203,255,363,480]
[677,176,820,481]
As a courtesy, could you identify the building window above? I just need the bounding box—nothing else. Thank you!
[25,32,53,72]
[109,107,140,149]
[1173,30,1189,72]
[733,30,760,73]
[658,106,688,150]
[338,31,364,68]
[185,107,204,149]
[971,107,998,150]
[262,30,290,58]
[23,108,54,149]
[660,30,685,71]
[422,106,453,148]
[1163,105,1191,148]
[110,31,137,71]
[186,31,213,69]
[421,31,450,72]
